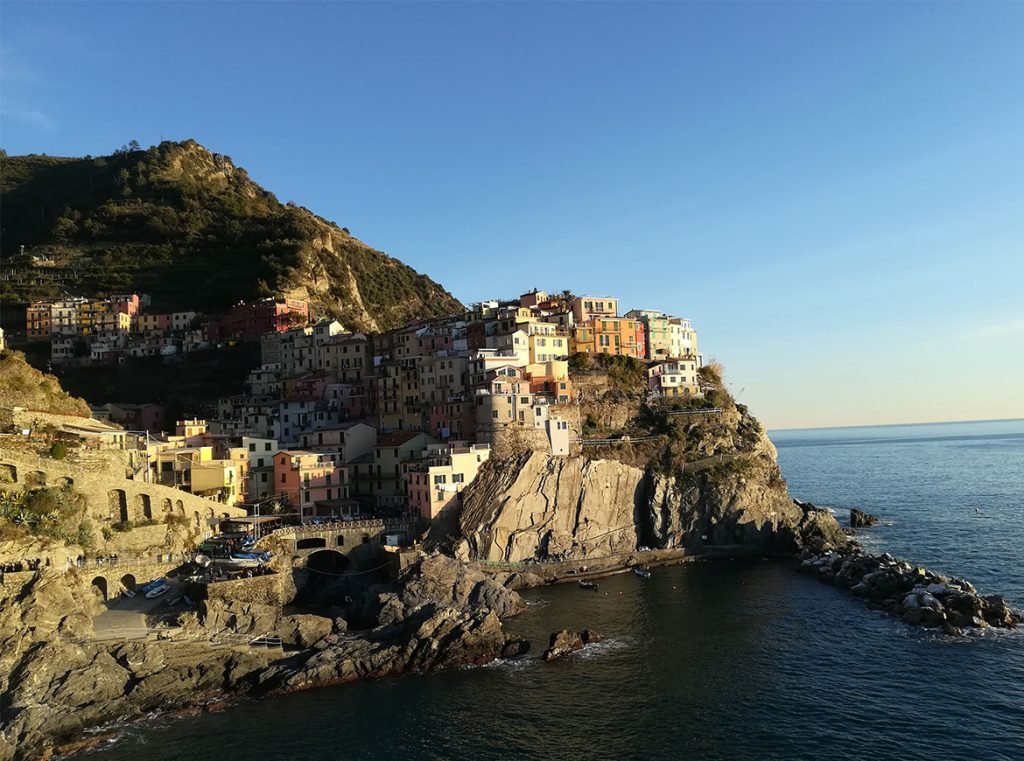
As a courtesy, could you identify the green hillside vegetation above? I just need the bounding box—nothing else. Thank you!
[0,349,91,416]
[0,140,463,330]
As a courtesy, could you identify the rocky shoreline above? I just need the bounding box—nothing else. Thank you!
[0,554,531,761]
[798,547,1023,634]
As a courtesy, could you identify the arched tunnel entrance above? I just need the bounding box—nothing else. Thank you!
[298,549,350,600]
[91,576,108,602]
[306,549,349,575]
[120,574,137,594]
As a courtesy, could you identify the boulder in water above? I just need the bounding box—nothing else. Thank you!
[542,629,603,661]
[850,508,880,528]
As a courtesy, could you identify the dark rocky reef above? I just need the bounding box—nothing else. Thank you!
[798,549,1023,635]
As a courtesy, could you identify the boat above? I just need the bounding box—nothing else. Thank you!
[633,566,652,579]
[145,582,170,599]
[578,580,599,590]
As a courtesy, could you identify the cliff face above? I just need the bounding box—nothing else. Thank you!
[457,408,846,563]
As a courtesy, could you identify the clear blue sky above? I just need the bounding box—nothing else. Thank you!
[2,1,1022,429]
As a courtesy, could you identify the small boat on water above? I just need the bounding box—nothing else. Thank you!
[633,566,652,579]
[578,580,599,590]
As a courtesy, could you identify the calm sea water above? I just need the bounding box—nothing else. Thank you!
[86,419,1024,761]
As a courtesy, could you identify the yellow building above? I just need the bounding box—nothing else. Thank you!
[406,443,491,521]
[78,299,111,336]
[191,458,246,505]
[527,331,569,364]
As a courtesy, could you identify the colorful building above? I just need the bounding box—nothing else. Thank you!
[406,442,491,521]
[274,450,349,517]
[571,295,619,324]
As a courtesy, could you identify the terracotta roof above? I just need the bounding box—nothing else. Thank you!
[375,431,425,448]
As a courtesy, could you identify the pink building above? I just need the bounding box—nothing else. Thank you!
[274,450,349,518]
[110,294,141,316]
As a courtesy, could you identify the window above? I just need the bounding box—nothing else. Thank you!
[492,410,499,419]
[434,474,447,484]
[260,472,268,483]
[452,473,465,484]
[281,473,286,483]
[248,443,256,452]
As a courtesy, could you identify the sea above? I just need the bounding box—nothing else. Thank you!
[84,419,1024,761]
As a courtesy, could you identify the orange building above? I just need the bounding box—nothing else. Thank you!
[26,303,52,339]
[570,317,645,358]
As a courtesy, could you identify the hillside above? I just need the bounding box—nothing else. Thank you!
[0,140,463,331]
[0,349,90,417]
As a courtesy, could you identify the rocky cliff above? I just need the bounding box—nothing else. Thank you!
[456,400,846,563]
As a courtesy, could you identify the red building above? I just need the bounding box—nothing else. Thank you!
[217,298,311,340]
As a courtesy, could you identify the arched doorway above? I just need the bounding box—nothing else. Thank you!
[176,499,185,515]
[137,493,152,520]
[57,476,74,490]
[162,497,173,514]
[26,470,46,487]
[108,489,128,522]
[120,574,137,594]
[0,464,17,483]
[296,536,327,550]
[91,576,108,601]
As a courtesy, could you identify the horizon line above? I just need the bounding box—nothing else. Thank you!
[768,416,1024,433]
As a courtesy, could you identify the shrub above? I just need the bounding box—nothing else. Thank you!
[49,442,68,460]
[111,520,135,532]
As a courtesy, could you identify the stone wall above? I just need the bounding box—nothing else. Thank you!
[206,572,293,608]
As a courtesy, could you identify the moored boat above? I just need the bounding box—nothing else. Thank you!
[578,580,599,590]
[633,566,651,579]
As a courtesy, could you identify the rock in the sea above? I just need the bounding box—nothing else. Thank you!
[850,508,880,528]
[541,629,603,661]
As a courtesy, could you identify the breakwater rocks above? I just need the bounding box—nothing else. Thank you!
[798,550,1023,635]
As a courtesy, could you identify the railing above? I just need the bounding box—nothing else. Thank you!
[663,407,724,417]
[576,435,663,446]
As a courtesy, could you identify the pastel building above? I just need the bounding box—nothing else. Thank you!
[625,309,699,360]
[647,359,702,398]
[571,295,619,324]
[274,450,349,517]
[406,442,491,521]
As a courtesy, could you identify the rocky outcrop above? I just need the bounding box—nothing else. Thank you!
[456,426,848,563]
[798,549,1023,634]
[542,629,603,661]
[850,508,880,528]
[2,639,279,761]
[264,605,523,692]
[377,552,527,622]
[0,553,530,761]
